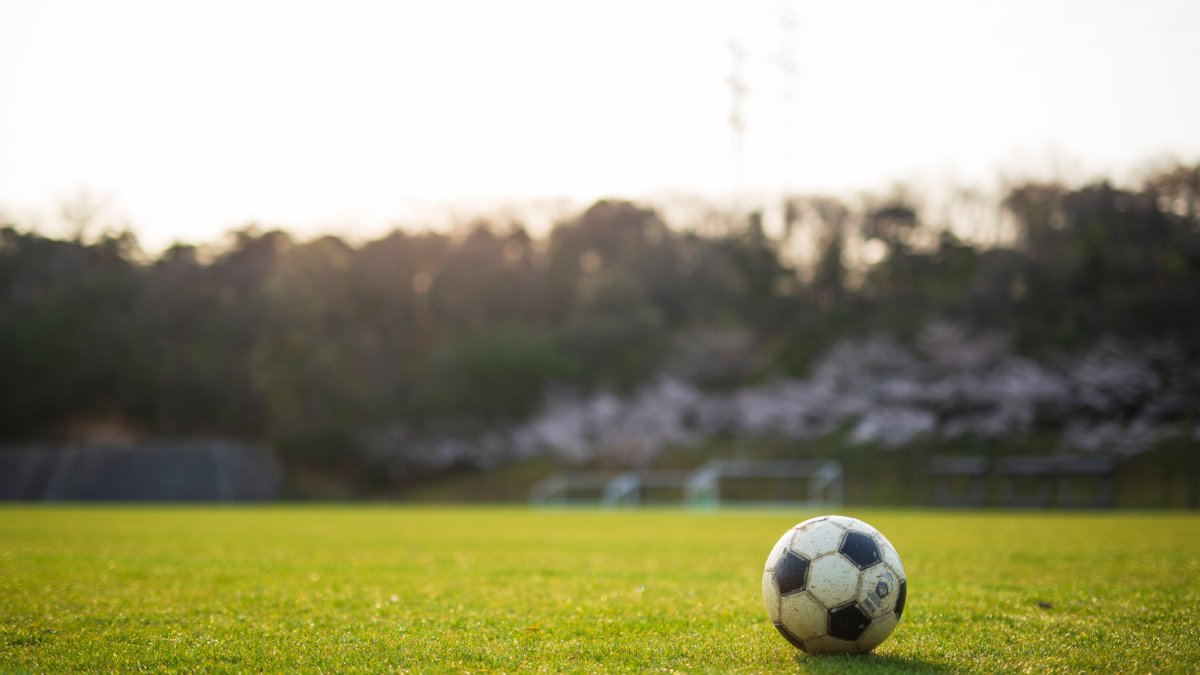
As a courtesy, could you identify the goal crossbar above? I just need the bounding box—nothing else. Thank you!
[683,459,843,508]
[529,459,843,508]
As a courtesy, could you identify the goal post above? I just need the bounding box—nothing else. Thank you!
[528,471,617,506]
[683,459,843,509]
[529,459,843,508]
[528,469,694,507]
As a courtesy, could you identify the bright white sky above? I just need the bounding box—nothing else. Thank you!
[2,0,1199,250]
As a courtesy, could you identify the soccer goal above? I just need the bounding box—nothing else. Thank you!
[682,459,843,509]
[529,459,843,508]
[528,470,694,507]
[527,471,619,506]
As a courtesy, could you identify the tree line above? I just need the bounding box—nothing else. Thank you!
[1,164,1198,471]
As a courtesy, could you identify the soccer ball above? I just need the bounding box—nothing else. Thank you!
[762,515,906,655]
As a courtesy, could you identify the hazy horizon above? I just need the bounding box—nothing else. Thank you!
[3,0,1199,250]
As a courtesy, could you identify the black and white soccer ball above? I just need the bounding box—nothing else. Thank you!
[762,515,906,655]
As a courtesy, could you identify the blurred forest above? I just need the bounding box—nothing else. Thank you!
[2,164,1199,494]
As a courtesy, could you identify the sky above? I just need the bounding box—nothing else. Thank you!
[2,0,1199,250]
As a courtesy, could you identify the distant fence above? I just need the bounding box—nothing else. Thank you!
[0,441,282,501]
[529,459,843,508]
[929,455,1117,508]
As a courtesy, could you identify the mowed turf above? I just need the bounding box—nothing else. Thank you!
[1,507,1198,673]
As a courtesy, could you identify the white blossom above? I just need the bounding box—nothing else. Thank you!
[361,327,1193,475]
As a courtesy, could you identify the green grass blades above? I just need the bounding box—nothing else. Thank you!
[2,507,1198,672]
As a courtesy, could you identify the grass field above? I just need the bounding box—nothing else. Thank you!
[2,507,1198,672]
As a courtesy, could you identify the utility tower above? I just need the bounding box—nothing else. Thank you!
[727,2,801,232]
[728,39,747,209]
[776,0,800,199]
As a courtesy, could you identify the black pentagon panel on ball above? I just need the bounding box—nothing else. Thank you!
[773,551,811,595]
[827,602,872,642]
[895,578,907,619]
[773,622,808,652]
[839,531,881,570]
